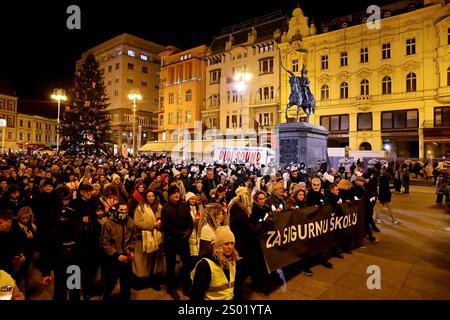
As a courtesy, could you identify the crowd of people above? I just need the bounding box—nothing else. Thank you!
[0,152,448,301]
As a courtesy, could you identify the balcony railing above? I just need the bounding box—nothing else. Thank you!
[251,98,277,106]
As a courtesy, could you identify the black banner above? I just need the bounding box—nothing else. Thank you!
[260,201,366,273]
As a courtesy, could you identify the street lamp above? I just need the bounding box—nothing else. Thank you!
[234,71,252,140]
[51,88,67,154]
[128,90,142,157]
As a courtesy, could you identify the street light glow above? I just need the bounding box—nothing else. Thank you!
[51,88,67,102]
[51,88,67,154]
[235,81,246,92]
[234,72,252,82]
[127,93,142,101]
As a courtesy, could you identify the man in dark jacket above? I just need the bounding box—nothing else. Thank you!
[161,185,193,300]
[101,202,137,300]
[266,181,286,211]
[307,178,325,207]
[202,169,217,201]
[32,180,64,256]
[0,184,26,217]
[0,210,25,276]
[39,206,85,301]
[364,170,380,233]
[69,184,100,300]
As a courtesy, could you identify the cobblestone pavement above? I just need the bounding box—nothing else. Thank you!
[29,185,450,300]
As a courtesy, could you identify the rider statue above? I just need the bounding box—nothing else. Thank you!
[285,64,315,123]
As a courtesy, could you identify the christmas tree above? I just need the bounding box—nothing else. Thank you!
[60,54,113,156]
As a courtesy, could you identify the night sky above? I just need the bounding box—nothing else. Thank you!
[0,0,395,100]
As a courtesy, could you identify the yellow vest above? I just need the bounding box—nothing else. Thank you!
[192,258,236,300]
[0,270,16,300]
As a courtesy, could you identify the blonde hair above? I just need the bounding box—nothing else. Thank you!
[198,203,224,238]
[338,179,351,190]
[229,190,252,217]
[212,244,239,269]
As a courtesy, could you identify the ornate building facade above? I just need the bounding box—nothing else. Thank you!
[279,0,450,159]
[156,45,206,142]
[203,12,286,147]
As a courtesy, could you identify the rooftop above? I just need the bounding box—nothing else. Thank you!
[18,98,58,119]
[0,79,16,96]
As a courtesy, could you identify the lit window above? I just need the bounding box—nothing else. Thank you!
[127,50,136,57]
[140,54,148,61]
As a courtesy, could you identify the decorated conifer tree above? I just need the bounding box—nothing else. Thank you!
[60,54,112,156]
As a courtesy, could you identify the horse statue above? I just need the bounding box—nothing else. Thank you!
[285,64,315,122]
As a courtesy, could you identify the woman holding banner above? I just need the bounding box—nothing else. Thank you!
[229,186,267,299]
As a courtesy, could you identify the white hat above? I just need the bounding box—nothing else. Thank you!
[185,192,196,202]
[214,226,235,248]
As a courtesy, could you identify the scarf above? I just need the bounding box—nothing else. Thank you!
[133,190,144,203]
[140,204,158,253]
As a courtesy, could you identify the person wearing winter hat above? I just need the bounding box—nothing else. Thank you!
[186,191,204,271]
[172,168,186,200]
[191,226,238,301]
[161,184,193,300]
[0,184,25,217]
[228,185,267,299]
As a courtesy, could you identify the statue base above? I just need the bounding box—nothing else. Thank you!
[275,122,328,168]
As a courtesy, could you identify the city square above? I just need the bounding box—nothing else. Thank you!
[0,0,449,305]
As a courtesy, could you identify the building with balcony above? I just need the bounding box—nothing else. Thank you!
[156,45,206,142]
[76,33,166,155]
[0,80,18,151]
[204,11,286,147]
[16,99,58,153]
[279,0,450,158]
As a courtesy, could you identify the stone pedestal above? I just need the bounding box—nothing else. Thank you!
[276,122,328,168]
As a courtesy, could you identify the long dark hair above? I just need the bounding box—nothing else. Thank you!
[143,189,160,214]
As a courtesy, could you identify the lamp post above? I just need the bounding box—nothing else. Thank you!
[128,90,142,157]
[234,71,252,140]
[51,88,67,154]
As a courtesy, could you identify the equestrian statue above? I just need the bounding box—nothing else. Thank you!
[283,63,316,122]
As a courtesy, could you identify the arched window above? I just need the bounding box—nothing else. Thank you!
[447,67,450,86]
[406,72,417,92]
[360,79,369,96]
[359,142,372,150]
[340,82,348,99]
[382,76,392,95]
[321,84,329,100]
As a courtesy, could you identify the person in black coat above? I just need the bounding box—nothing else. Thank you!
[32,180,64,255]
[266,181,286,211]
[352,176,377,242]
[250,191,271,226]
[68,184,101,300]
[287,188,308,210]
[161,185,193,300]
[376,170,400,224]
[0,210,26,276]
[202,169,217,202]
[307,178,325,207]
[0,184,26,217]
[364,170,380,233]
[39,207,85,301]
[338,179,354,202]
[229,187,266,299]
